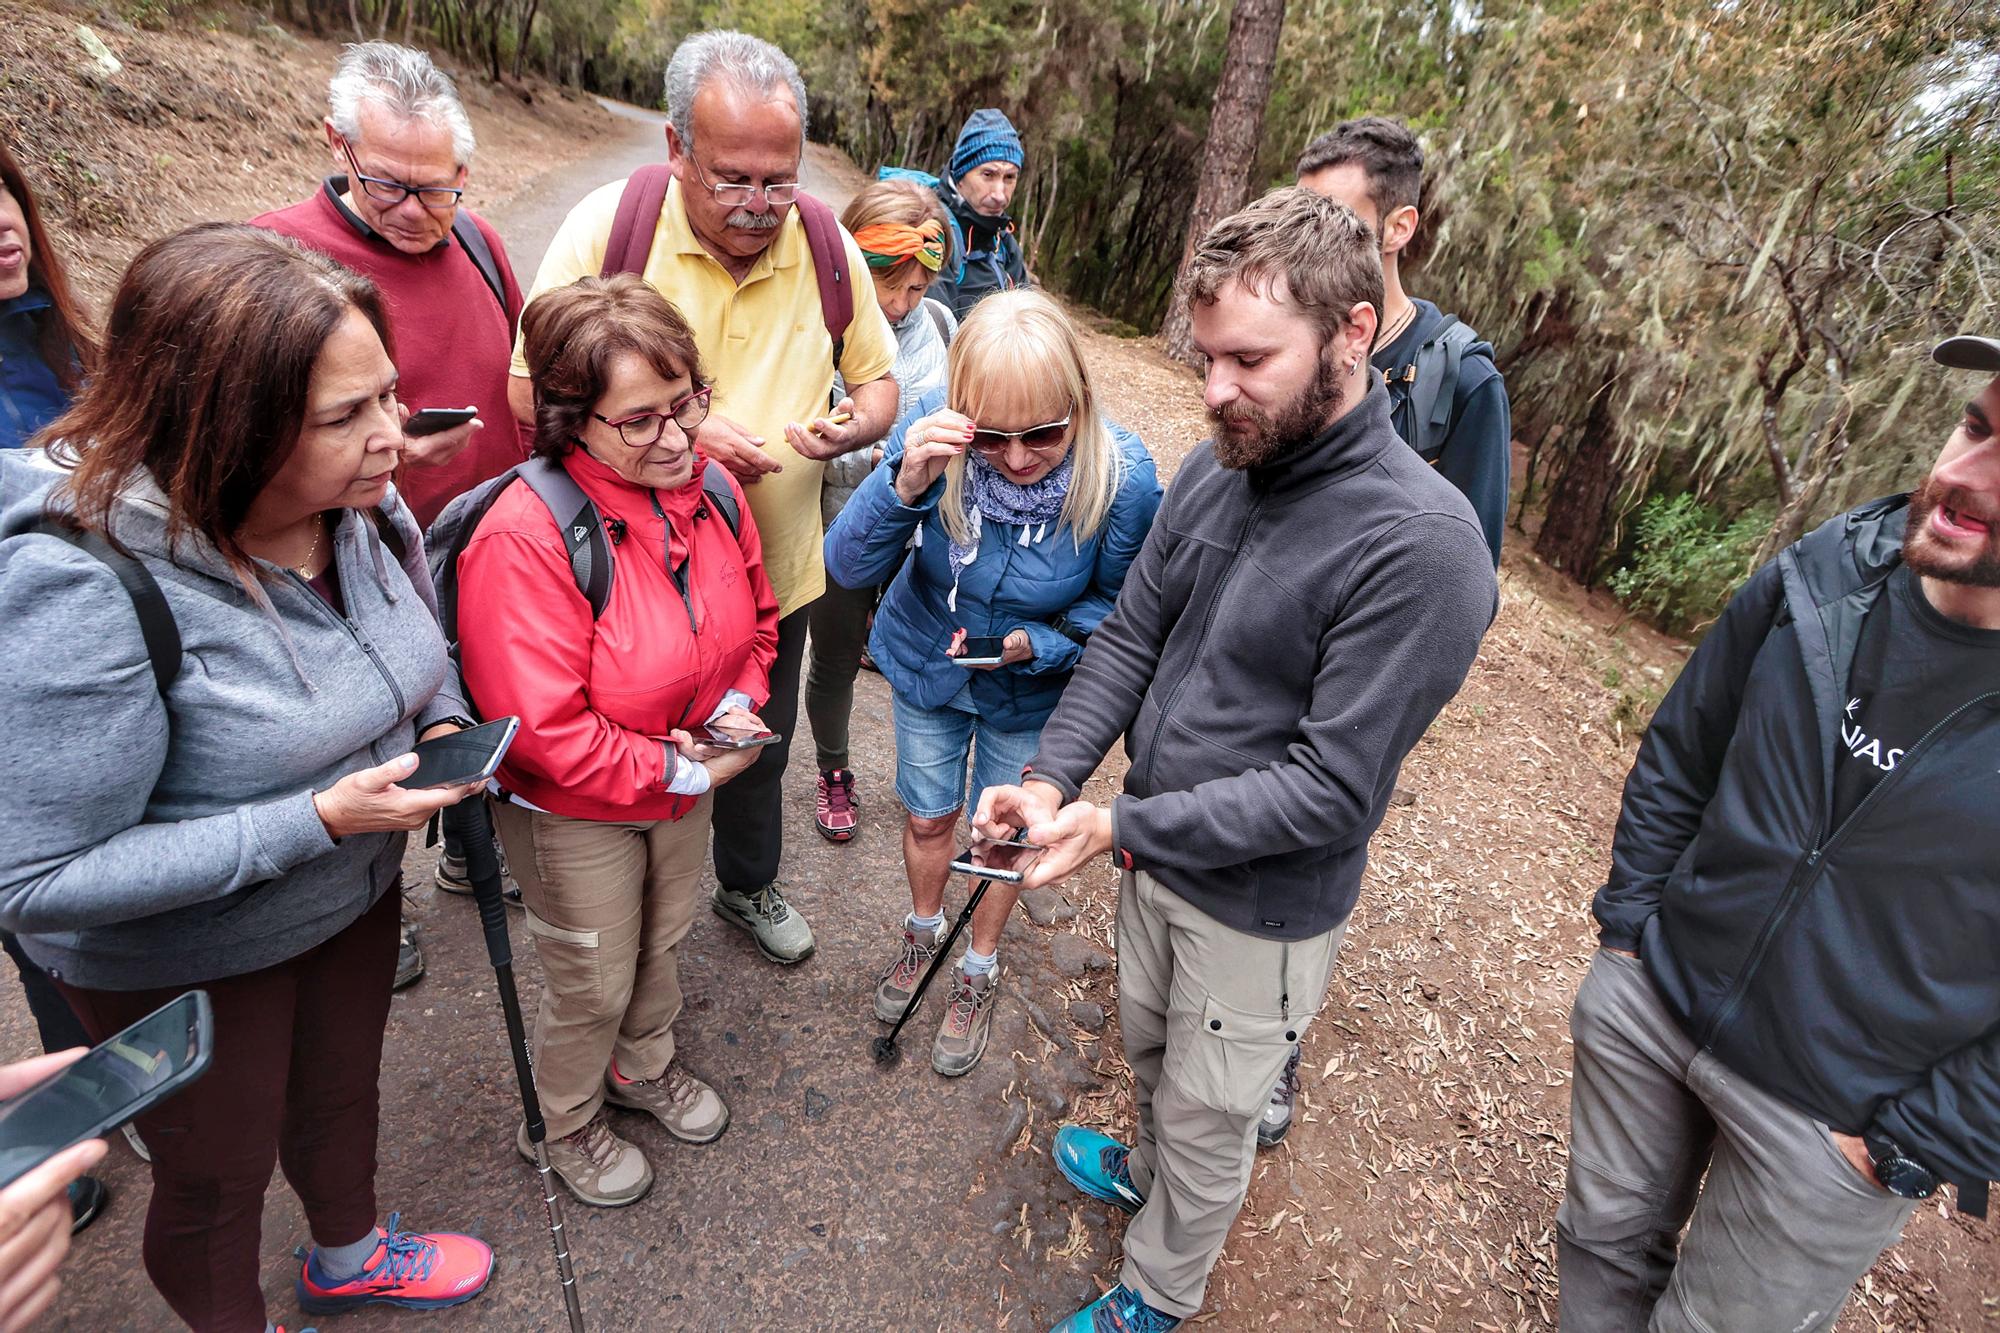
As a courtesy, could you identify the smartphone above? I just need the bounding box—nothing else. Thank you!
[405,406,479,437]
[405,716,520,789]
[948,635,1009,667]
[947,839,1047,885]
[0,990,213,1189]
[694,721,782,751]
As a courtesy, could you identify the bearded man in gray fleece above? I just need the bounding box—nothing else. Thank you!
[977,186,1497,1333]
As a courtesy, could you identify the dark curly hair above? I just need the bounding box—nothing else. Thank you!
[518,274,706,460]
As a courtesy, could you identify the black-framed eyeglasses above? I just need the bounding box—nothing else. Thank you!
[339,140,464,212]
[687,153,800,207]
[969,414,1073,456]
[593,386,713,447]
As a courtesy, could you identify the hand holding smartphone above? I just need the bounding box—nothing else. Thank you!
[404,406,479,437]
[947,832,1047,884]
[404,717,519,789]
[946,628,1009,667]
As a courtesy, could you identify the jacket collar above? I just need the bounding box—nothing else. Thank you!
[1245,377,1396,495]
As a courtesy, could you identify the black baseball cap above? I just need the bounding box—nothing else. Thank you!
[1933,335,2000,372]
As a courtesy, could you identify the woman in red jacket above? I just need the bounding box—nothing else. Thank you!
[457,275,778,1207]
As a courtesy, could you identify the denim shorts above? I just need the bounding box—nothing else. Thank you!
[891,688,1044,820]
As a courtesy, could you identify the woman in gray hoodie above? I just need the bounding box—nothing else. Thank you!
[0,224,495,1332]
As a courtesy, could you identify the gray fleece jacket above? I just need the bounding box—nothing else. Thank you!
[0,449,465,989]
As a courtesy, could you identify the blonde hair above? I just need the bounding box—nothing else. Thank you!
[939,290,1124,548]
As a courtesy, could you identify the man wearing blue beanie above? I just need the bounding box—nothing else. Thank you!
[930,108,1031,316]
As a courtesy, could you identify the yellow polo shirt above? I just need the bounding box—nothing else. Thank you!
[513,178,896,618]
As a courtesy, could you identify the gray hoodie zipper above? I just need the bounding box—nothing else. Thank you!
[284,567,406,763]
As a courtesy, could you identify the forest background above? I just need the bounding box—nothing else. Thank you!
[255,0,1998,630]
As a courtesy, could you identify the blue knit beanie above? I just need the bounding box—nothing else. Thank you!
[949,109,1025,184]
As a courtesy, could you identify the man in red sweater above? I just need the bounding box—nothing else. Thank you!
[254,41,530,988]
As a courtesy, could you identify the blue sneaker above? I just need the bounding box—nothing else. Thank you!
[1053,1124,1144,1214]
[1049,1283,1181,1332]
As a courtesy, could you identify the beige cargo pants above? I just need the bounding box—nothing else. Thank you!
[1115,869,1348,1317]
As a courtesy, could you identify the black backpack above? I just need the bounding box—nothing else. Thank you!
[424,454,741,647]
[1383,315,1481,466]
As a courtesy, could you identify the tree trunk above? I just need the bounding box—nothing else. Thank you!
[1534,384,1625,585]
[511,0,538,79]
[1159,0,1287,365]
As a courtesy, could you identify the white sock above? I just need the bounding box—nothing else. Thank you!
[907,911,945,934]
[961,946,997,977]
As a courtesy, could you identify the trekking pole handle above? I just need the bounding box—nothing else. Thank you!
[442,797,514,969]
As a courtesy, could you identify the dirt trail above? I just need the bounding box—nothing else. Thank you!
[4,18,1995,1327]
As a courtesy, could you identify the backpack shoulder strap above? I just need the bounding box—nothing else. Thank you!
[699,459,741,537]
[922,297,954,346]
[34,520,180,694]
[451,213,511,317]
[1406,316,1476,464]
[518,456,615,619]
[793,190,854,376]
[368,504,409,565]
[600,165,674,278]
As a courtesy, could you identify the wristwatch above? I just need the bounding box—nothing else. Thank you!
[1863,1133,1939,1201]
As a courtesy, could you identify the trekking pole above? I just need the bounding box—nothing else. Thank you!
[872,828,1026,1066]
[443,799,587,1333]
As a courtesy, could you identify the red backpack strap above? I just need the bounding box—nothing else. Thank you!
[600,164,674,277]
[793,190,853,373]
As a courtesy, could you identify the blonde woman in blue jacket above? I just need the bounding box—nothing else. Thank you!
[825,289,1160,1077]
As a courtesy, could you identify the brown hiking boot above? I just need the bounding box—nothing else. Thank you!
[604,1058,730,1144]
[517,1112,652,1207]
[931,964,1001,1078]
[874,921,942,1024]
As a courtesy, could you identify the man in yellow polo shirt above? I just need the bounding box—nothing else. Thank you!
[510,30,898,966]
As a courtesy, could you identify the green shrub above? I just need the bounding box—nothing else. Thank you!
[1608,495,1770,636]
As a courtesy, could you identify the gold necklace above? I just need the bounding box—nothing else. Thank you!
[293,516,325,578]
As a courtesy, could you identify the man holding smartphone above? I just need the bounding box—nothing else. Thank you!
[977,188,1496,1332]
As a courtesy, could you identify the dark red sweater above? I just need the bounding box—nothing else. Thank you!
[252,179,530,527]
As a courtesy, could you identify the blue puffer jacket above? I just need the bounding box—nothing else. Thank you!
[824,391,1161,733]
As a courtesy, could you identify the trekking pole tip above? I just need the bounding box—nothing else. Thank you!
[871,1035,900,1066]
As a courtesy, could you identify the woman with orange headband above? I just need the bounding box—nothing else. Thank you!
[807,180,959,844]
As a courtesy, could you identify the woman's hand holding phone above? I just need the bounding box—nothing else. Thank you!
[893,410,974,505]
[670,708,768,787]
[314,753,479,839]
[0,1050,106,1333]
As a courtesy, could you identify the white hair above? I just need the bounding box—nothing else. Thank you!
[328,42,476,166]
[663,30,808,156]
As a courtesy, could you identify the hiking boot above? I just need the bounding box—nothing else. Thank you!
[394,922,424,990]
[435,846,523,906]
[873,921,943,1023]
[712,884,816,964]
[931,964,1001,1077]
[68,1176,106,1234]
[517,1114,653,1208]
[1048,1283,1180,1332]
[1052,1124,1144,1214]
[604,1058,729,1144]
[815,768,859,842]
[1257,1044,1303,1149]
[296,1212,493,1314]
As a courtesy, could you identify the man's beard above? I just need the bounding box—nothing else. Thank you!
[1210,350,1347,471]
[1903,476,2000,588]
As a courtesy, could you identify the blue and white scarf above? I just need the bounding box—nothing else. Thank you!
[942,451,1073,612]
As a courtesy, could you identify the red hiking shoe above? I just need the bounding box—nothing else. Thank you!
[296,1212,493,1314]
[816,768,858,842]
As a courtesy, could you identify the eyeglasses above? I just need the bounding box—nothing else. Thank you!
[969,414,1074,456]
[687,154,800,207]
[339,141,464,212]
[593,386,713,447]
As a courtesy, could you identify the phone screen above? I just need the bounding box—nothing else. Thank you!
[0,991,212,1188]
[949,635,1009,665]
[406,717,520,789]
[948,839,1047,883]
[695,721,781,750]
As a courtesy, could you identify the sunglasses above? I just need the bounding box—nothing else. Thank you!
[593,386,713,447]
[968,413,1074,456]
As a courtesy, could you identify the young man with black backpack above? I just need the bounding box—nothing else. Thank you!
[508,31,898,966]
[1298,117,1511,568]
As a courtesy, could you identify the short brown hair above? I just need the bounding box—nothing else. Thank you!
[518,275,707,460]
[1296,116,1424,218]
[52,223,387,572]
[1178,186,1384,347]
[840,179,950,285]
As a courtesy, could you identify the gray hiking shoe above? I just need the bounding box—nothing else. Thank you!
[712,884,816,964]
[873,921,943,1024]
[604,1058,729,1144]
[931,965,1001,1078]
[518,1113,653,1208]
[435,847,523,906]
[394,922,424,991]
[1257,1044,1303,1149]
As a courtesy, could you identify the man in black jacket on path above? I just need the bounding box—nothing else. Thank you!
[1557,337,2000,1332]
[977,188,1497,1333]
